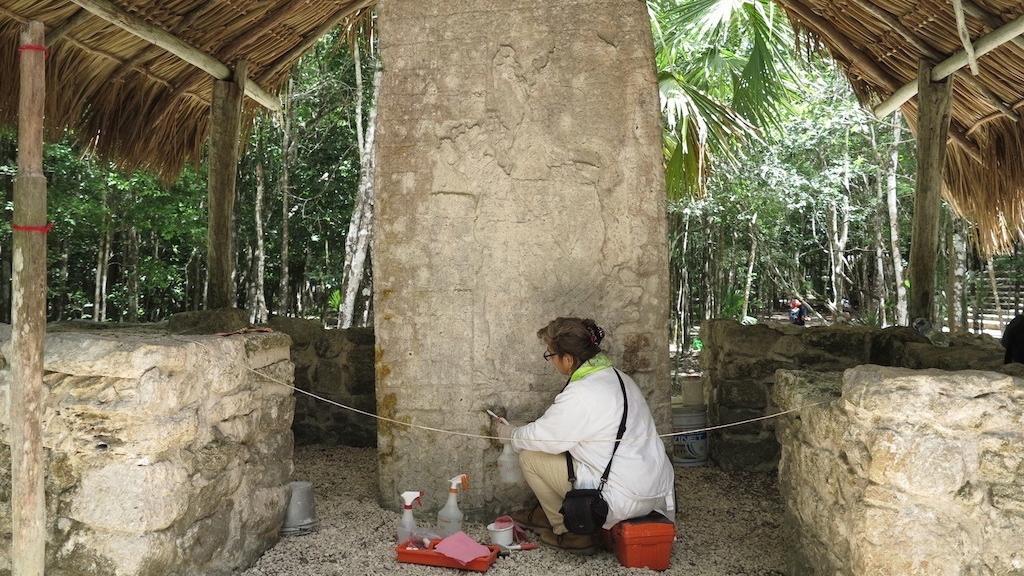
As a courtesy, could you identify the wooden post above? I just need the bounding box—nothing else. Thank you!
[908,63,953,324]
[11,20,47,576]
[205,60,247,309]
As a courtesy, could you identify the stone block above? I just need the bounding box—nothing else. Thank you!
[718,378,769,408]
[777,362,1024,576]
[867,326,927,366]
[799,325,871,360]
[71,461,191,532]
[168,309,249,335]
[719,357,787,380]
[865,429,968,498]
[711,431,779,471]
[266,316,322,347]
[0,326,293,576]
[902,342,1004,371]
[314,330,348,359]
[717,406,767,435]
[772,370,841,411]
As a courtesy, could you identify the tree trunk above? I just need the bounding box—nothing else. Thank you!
[987,257,1003,330]
[278,80,294,316]
[339,66,380,328]
[126,221,139,322]
[944,213,960,332]
[959,235,969,331]
[741,213,758,320]
[908,63,953,324]
[252,162,269,324]
[56,240,69,321]
[886,114,909,325]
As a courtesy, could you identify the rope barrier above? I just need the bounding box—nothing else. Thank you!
[179,336,831,445]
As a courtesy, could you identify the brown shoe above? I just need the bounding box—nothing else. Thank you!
[509,505,552,531]
[538,528,597,555]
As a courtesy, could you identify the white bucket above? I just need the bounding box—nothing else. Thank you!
[486,522,514,546]
[672,405,708,467]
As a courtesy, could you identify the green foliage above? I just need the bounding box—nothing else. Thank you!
[651,0,796,197]
[0,30,370,322]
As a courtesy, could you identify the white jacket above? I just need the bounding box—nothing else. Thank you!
[511,367,675,528]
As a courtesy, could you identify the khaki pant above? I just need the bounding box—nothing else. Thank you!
[519,450,573,535]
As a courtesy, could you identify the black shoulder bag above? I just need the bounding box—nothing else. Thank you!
[559,369,628,535]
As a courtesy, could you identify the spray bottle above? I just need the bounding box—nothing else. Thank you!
[437,474,469,537]
[398,491,422,545]
[498,443,523,484]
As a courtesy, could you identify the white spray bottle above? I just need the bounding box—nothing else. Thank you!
[498,443,523,484]
[398,491,422,545]
[437,474,468,537]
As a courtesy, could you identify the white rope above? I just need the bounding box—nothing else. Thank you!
[180,336,830,444]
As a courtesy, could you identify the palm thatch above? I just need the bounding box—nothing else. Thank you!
[778,0,1024,255]
[0,0,373,177]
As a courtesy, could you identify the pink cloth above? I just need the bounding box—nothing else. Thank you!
[434,532,491,565]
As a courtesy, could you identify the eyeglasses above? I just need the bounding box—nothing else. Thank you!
[543,350,558,361]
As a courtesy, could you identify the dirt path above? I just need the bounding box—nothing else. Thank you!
[242,446,788,576]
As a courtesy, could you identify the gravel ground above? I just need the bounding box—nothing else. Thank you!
[242,446,788,576]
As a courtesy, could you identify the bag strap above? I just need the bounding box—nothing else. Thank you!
[564,369,628,490]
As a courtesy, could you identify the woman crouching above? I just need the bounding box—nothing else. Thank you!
[493,317,675,553]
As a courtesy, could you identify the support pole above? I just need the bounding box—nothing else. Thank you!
[908,63,953,324]
[11,20,47,576]
[205,61,247,309]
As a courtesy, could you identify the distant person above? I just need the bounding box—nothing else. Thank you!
[1003,314,1024,364]
[789,298,807,326]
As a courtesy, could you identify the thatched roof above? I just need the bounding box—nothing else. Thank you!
[0,0,372,176]
[778,0,1024,254]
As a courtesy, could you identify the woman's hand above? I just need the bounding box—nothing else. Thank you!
[491,418,515,444]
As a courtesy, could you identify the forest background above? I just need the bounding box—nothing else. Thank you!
[0,0,1020,343]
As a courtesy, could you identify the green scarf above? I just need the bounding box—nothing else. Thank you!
[569,352,613,382]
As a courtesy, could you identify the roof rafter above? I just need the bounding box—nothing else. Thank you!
[873,10,1024,118]
[44,8,90,44]
[68,0,281,111]
[846,0,1019,123]
[779,0,984,162]
[259,0,375,83]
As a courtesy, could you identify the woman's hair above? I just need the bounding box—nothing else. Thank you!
[536,317,605,364]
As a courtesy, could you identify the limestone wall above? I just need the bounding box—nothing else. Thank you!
[701,320,1005,470]
[267,318,375,447]
[374,0,670,515]
[773,366,1024,575]
[0,327,295,576]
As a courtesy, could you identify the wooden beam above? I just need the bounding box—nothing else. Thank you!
[873,11,1024,117]
[12,20,48,576]
[259,0,375,83]
[908,63,953,324]
[847,0,1018,123]
[961,0,1024,51]
[952,0,980,75]
[68,0,281,111]
[45,8,92,45]
[206,60,247,309]
[159,0,312,115]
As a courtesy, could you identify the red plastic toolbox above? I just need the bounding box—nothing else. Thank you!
[396,539,499,572]
[608,513,676,571]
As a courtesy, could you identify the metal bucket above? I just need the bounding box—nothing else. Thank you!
[282,480,318,536]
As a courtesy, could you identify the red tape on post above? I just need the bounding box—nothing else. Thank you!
[13,223,53,234]
[17,44,48,59]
